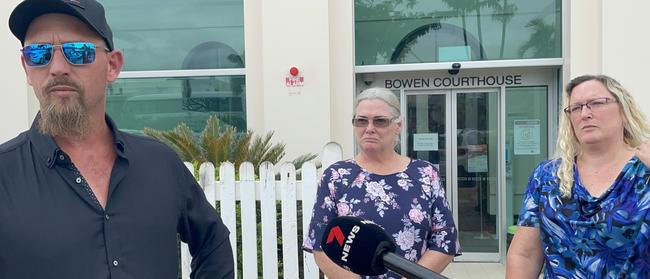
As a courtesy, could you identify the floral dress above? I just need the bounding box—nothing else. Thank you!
[303,159,461,278]
[518,156,650,278]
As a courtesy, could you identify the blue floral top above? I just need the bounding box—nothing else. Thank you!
[303,159,460,278]
[518,156,650,278]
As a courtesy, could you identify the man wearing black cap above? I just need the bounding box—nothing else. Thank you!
[0,1,234,278]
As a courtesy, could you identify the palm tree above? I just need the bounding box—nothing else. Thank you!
[144,115,318,175]
[354,0,430,64]
[518,17,557,58]
[442,0,518,60]
[441,0,477,48]
[487,0,517,58]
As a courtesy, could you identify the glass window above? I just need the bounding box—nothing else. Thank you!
[106,76,246,134]
[355,0,562,65]
[99,0,246,134]
[102,0,244,71]
[504,86,548,227]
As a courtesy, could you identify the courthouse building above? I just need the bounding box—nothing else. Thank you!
[1,0,648,262]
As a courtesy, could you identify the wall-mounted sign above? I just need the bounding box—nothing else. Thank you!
[285,76,304,87]
[383,75,523,89]
[413,133,438,151]
[514,119,540,155]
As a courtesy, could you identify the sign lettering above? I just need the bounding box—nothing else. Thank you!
[384,75,523,89]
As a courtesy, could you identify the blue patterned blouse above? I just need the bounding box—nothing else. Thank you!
[303,159,460,279]
[518,156,650,278]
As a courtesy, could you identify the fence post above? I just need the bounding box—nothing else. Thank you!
[259,162,279,278]
[199,162,216,209]
[239,162,258,278]
[219,162,237,279]
[300,161,319,279]
[181,162,194,279]
[280,163,299,278]
[321,142,343,171]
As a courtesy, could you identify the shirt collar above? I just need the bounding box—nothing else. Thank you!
[29,113,127,168]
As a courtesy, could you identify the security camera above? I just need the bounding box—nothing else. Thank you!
[448,63,461,75]
[362,73,375,86]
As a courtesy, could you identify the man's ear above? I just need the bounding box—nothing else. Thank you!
[20,55,33,86]
[106,49,124,83]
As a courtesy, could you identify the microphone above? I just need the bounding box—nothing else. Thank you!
[320,216,449,279]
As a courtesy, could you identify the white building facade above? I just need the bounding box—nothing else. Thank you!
[1,0,649,262]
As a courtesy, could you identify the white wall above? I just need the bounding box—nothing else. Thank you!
[329,0,355,158]
[255,0,334,162]
[570,0,650,118]
[601,1,650,116]
[0,0,30,143]
[568,0,602,77]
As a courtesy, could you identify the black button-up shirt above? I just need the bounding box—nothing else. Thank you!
[0,115,233,279]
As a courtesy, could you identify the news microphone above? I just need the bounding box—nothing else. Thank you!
[321,216,449,279]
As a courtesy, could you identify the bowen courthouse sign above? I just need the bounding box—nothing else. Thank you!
[384,74,523,89]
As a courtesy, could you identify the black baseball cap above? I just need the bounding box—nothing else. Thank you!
[9,0,114,51]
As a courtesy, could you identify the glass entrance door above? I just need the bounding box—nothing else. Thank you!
[453,89,500,261]
[405,88,500,261]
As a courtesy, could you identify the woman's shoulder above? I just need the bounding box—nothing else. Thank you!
[526,159,562,187]
[321,159,362,176]
[408,158,439,171]
[403,159,441,180]
[534,159,561,175]
[324,159,359,169]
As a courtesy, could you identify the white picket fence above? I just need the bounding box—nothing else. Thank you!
[180,142,343,279]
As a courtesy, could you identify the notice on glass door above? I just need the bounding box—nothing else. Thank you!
[514,119,540,155]
[413,133,438,151]
[468,155,488,173]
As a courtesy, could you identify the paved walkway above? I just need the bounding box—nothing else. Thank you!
[441,262,505,279]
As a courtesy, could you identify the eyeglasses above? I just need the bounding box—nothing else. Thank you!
[563,97,617,115]
[352,116,398,128]
[21,42,109,67]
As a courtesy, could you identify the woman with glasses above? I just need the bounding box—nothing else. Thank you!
[303,87,460,278]
[507,75,650,278]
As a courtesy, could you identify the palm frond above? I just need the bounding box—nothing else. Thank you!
[144,124,202,162]
[144,127,189,161]
[232,130,253,168]
[214,126,236,164]
[261,143,287,165]
[290,153,318,169]
[248,132,275,166]
[164,123,203,162]
[201,115,224,165]
[145,117,317,177]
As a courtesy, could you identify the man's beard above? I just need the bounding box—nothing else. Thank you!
[38,77,89,137]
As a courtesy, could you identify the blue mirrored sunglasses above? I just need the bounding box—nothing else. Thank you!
[21,42,108,67]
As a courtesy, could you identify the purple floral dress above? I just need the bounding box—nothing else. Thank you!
[303,159,461,278]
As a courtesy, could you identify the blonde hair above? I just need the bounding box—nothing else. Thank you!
[556,75,650,197]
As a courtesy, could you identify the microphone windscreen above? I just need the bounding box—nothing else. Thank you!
[320,216,396,276]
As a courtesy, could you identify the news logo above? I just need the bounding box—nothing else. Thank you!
[325,226,344,246]
[325,225,360,262]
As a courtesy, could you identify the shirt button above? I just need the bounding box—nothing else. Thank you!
[75,177,82,184]
[105,214,110,221]
[113,260,119,267]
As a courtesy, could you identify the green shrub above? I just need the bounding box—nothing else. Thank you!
[144,115,318,176]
